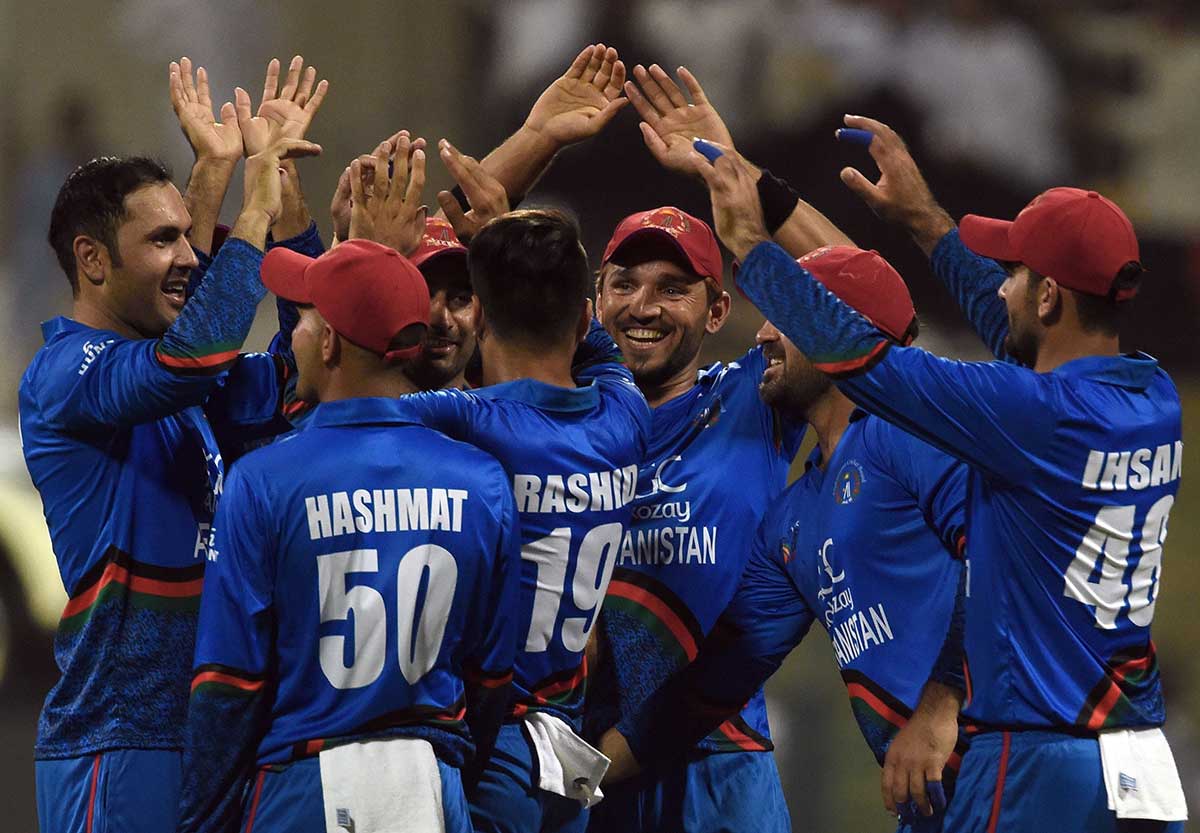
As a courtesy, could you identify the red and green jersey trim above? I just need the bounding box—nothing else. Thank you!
[512,659,588,718]
[1076,641,1159,732]
[843,669,967,773]
[287,699,469,761]
[605,569,773,753]
[190,663,266,698]
[59,546,204,634]
[155,341,241,375]
[813,339,892,379]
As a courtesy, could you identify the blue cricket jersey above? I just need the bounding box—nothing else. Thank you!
[391,321,652,727]
[622,413,968,777]
[18,237,291,760]
[178,398,522,832]
[735,235,1182,732]
[598,346,806,754]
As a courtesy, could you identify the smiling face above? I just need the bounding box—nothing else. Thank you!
[756,319,832,417]
[406,256,478,390]
[596,252,729,396]
[94,182,198,338]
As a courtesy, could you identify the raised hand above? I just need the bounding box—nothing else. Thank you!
[332,131,426,243]
[348,134,427,255]
[235,56,329,158]
[627,65,735,176]
[242,138,323,226]
[837,115,954,255]
[169,57,242,163]
[435,140,510,242]
[523,44,628,148]
[686,150,770,261]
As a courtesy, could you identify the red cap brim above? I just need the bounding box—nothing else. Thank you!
[411,246,468,270]
[958,215,1019,262]
[261,247,317,303]
[606,228,711,281]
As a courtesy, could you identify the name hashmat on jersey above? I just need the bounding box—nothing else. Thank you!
[1081,442,1183,492]
[305,487,469,539]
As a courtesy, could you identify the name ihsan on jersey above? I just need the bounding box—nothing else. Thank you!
[1081,441,1182,491]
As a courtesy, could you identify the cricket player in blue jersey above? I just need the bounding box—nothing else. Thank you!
[680,118,1187,831]
[177,240,521,833]
[21,56,326,833]
[597,245,970,833]
[582,64,861,833]
[386,209,651,833]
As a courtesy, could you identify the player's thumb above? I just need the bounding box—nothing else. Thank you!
[840,166,880,207]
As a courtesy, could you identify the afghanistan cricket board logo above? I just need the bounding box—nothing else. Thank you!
[834,460,865,505]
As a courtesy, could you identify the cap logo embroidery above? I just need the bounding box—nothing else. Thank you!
[641,207,691,237]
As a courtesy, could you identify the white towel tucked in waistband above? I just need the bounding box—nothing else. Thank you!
[319,737,445,832]
[1099,726,1187,821]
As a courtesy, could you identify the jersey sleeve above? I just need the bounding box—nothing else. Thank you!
[393,388,484,444]
[203,352,293,462]
[621,513,815,762]
[928,229,1013,362]
[867,419,968,558]
[929,566,967,693]
[463,474,521,779]
[734,240,1054,484]
[32,238,266,432]
[178,466,275,833]
[266,222,326,369]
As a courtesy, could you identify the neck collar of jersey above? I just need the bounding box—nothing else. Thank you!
[473,378,600,414]
[305,397,426,429]
[1051,352,1158,390]
[803,408,869,472]
[42,316,99,341]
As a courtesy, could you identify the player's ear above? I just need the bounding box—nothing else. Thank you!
[1038,276,1062,325]
[322,323,340,367]
[576,300,592,344]
[474,303,489,345]
[705,283,732,335]
[74,235,108,288]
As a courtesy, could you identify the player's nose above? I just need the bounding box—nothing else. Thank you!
[756,320,781,344]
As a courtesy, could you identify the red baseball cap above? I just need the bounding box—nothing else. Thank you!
[410,217,468,269]
[261,240,431,362]
[798,246,917,345]
[959,187,1141,300]
[602,207,724,286]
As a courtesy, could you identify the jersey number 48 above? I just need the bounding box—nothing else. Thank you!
[1063,495,1172,630]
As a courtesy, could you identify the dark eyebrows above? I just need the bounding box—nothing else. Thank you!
[145,222,191,241]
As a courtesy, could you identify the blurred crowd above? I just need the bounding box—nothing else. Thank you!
[4,0,1199,412]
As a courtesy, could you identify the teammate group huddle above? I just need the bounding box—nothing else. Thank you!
[19,42,1187,833]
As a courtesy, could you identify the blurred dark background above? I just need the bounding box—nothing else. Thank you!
[1,0,1197,828]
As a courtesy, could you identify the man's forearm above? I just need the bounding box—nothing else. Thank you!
[185,158,238,256]
[477,125,559,204]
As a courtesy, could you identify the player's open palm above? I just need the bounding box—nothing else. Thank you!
[169,57,242,163]
[349,135,427,255]
[627,64,735,176]
[524,44,628,147]
[235,56,329,158]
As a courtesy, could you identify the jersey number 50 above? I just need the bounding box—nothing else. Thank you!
[1063,495,1172,630]
[317,546,458,690]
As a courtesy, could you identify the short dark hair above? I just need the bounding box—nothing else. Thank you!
[468,209,590,347]
[48,156,173,293]
[1073,262,1142,337]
